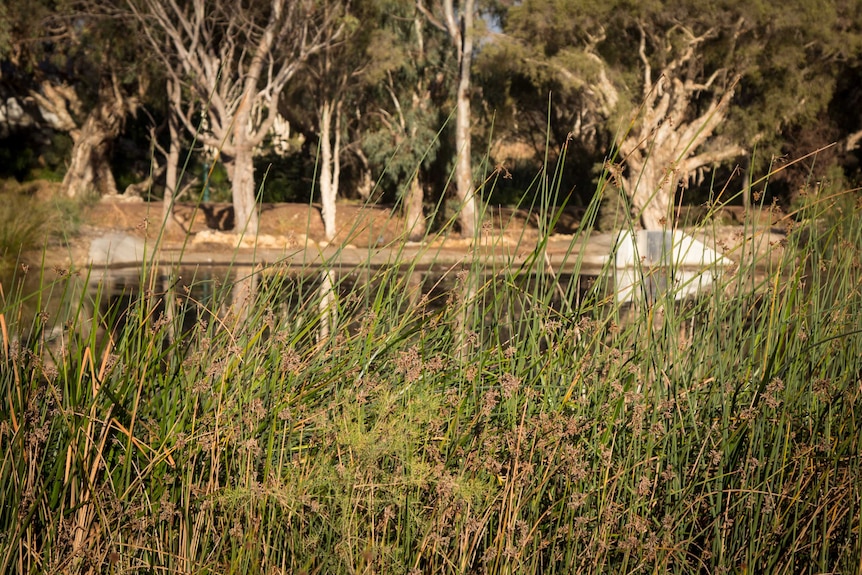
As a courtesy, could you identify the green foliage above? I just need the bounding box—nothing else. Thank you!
[363,28,410,86]
[362,106,443,192]
[0,4,10,58]
[481,0,862,211]
[349,0,454,201]
[255,150,309,203]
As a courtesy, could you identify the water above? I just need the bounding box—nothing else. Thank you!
[2,262,605,358]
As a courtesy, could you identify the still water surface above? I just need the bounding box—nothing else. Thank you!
[3,262,604,353]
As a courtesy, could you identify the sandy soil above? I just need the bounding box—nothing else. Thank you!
[38,194,585,271]
[20,181,783,273]
[84,196,583,244]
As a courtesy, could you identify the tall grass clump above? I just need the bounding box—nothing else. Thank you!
[0,192,53,275]
[1,156,860,574]
[0,183,84,278]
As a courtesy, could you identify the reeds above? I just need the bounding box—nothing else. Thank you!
[1,160,860,574]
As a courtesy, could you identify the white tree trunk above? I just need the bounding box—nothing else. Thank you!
[228,90,260,235]
[131,0,336,237]
[622,155,677,229]
[161,126,182,232]
[229,144,259,235]
[317,268,336,344]
[454,77,476,237]
[452,0,477,238]
[161,80,183,233]
[615,33,744,230]
[318,100,340,242]
[355,149,374,202]
[620,112,743,230]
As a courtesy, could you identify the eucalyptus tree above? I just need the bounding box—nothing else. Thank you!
[493,0,861,228]
[417,0,480,237]
[291,0,368,242]
[127,0,343,235]
[359,0,451,241]
[1,0,148,198]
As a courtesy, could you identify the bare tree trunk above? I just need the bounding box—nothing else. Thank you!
[228,144,259,235]
[61,79,135,199]
[318,99,341,242]
[317,268,336,345]
[223,81,261,236]
[616,28,744,230]
[355,148,374,202]
[160,122,182,232]
[62,123,118,198]
[404,175,426,241]
[454,79,476,236]
[419,0,478,237]
[130,0,343,240]
[452,0,477,238]
[161,80,183,234]
[741,153,752,214]
[621,115,743,230]
[623,156,677,229]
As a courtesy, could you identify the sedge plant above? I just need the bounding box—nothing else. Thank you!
[1,137,860,575]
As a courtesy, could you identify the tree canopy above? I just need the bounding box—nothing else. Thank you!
[480,0,862,226]
[1,0,861,232]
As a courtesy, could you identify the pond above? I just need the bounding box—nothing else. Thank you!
[2,259,607,359]
[3,225,755,358]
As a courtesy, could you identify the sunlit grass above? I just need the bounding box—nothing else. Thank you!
[1,160,860,574]
[0,181,85,279]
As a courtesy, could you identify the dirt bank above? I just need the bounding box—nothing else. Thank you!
[34,196,579,271]
[23,190,785,274]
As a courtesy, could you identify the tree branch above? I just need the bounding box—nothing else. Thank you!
[677,75,739,153]
[845,129,862,152]
[637,22,652,101]
[415,0,446,34]
[681,143,745,174]
[29,82,80,132]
